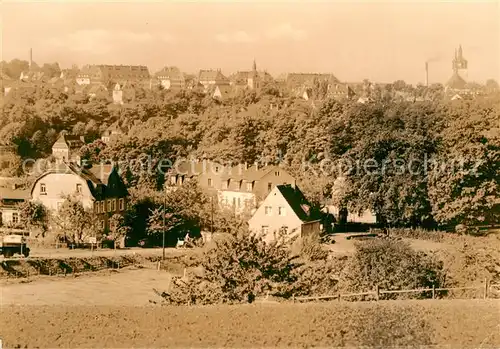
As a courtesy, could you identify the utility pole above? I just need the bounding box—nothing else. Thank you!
[162,191,166,261]
[210,196,214,235]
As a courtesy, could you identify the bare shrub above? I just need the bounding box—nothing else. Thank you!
[338,239,446,299]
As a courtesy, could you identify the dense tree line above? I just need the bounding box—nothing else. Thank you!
[2,81,499,230]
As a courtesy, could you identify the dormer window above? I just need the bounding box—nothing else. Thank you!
[40,183,46,195]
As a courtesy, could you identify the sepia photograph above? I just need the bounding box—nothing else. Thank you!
[0,0,499,348]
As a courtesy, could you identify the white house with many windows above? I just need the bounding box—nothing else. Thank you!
[248,184,322,243]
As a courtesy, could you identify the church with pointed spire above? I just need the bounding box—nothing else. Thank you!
[446,44,468,90]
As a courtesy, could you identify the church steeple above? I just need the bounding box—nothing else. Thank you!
[252,59,257,73]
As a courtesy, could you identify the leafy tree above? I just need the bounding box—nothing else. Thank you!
[428,103,500,227]
[107,213,129,248]
[158,229,301,305]
[338,239,446,299]
[18,201,48,236]
[50,195,94,244]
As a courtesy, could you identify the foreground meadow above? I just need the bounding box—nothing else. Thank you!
[1,300,499,348]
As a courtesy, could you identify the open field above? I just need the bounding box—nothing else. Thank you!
[0,268,173,306]
[0,300,499,348]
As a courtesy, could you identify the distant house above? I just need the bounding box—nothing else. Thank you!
[101,124,125,144]
[248,184,322,243]
[155,66,186,90]
[166,160,296,213]
[0,181,29,228]
[324,205,376,225]
[230,61,274,90]
[283,73,339,91]
[327,83,356,101]
[30,163,129,234]
[52,133,85,165]
[76,65,150,86]
[212,85,234,100]
[112,82,136,104]
[198,69,230,90]
[88,84,108,100]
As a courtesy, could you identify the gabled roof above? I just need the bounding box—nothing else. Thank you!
[276,184,321,222]
[52,133,85,150]
[213,85,234,99]
[198,70,229,82]
[446,72,467,90]
[29,162,126,200]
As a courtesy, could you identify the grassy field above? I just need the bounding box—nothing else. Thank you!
[1,300,499,348]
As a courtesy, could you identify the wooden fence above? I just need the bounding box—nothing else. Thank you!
[292,279,500,302]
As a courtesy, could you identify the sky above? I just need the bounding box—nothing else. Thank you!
[1,0,499,84]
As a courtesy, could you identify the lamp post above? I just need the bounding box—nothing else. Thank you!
[162,191,166,261]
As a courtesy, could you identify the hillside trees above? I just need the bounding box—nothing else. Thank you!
[427,101,500,227]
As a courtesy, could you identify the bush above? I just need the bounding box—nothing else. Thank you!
[158,229,301,305]
[338,239,446,299]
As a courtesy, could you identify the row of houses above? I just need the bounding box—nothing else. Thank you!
[0,130,377,243]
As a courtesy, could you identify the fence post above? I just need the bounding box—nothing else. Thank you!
[375,285,380,301]
[432,284,436,299]
[484,278,489,299]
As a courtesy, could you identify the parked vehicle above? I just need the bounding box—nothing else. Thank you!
[0,234,30,258]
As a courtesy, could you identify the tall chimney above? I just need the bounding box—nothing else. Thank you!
[29,48,33,70]
[425,62,429,87]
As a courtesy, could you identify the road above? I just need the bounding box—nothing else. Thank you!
[0,246,188,261]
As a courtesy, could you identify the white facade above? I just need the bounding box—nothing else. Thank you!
[219,190,255,215]
[248,186,303,243]
[76,77,90,85]
[0,207,21,226]
[31,172,94,211]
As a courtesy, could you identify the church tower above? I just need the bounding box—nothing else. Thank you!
[248,59,258,89]
[447,44,468,90]
[452,44,468,78]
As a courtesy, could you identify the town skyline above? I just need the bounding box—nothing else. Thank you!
[1,1,499,84]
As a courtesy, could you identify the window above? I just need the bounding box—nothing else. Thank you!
[12,212,19,224]
[0,212,3,226]
[94,202,99,213]
[268,182,272,192]
[239,180,243,190]
[100,201,104,213]
[40,183,46,195]
[208,178,213,187]
[232,197,236,207]
[265,206,272,216]
[119,198,124,211]
[107,200,112,212]
[111,199,116,211]
[237,198,241,208]
[76,184,82,193]
[261,226,269,235]
[246,182,253,191]
[275,171,280,176]
[100,220,105,229]
[215,166,220,173]
[278,207,285,216]
[170,176,176,185]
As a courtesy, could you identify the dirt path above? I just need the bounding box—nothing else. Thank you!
[0,268,172,306]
